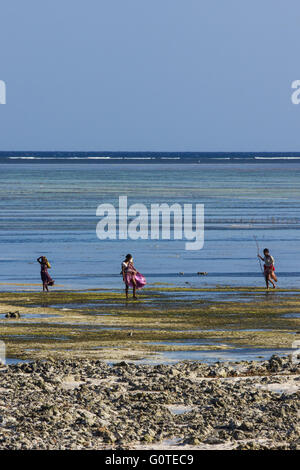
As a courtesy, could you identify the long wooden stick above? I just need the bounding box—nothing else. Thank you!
[253,235,264,275]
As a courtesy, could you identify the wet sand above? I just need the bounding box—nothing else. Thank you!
[0,287,299,363]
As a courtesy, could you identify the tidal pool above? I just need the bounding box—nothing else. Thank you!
[281,313,300,319]
[140,347,295,364]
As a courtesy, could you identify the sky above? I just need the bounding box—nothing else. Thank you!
[0,0,300,152]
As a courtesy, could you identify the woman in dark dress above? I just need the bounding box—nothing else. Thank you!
[37,256,54,292]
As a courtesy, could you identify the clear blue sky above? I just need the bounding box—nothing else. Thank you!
[0,0,300,151]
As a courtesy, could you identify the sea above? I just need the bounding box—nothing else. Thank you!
[0,151,300,292]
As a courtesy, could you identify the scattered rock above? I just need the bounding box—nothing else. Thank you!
[5,311,20,319]
[0,357,298,450]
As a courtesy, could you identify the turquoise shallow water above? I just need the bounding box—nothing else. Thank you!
[0,161,300,291]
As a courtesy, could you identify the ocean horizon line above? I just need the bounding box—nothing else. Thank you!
[1,150,300,164]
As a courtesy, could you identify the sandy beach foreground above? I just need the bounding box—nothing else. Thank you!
[0,356,299,450]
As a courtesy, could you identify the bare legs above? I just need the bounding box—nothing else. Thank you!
[125,279,137,300]
[132,281,137,300]
[43,282,49,292]
[265,272,276,289]
[271,272,278,283]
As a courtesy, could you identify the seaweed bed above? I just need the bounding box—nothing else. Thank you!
[0,287,299,362]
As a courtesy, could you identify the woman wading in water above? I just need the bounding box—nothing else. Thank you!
[258,248,277,289]
[37,256,55,292]
[121,254,146,299]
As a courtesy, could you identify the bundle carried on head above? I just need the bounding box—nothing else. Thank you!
[42,256,51,268]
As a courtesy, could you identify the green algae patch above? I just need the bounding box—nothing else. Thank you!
[146,286,300,293]
[0,289,299,362]
[0,291,125,307]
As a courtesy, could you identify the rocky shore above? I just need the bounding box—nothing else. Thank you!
[0,355,299,450]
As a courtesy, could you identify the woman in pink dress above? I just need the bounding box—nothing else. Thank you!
[121,254,146,299]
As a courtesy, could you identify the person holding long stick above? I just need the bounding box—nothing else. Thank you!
[257,248,278,289]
